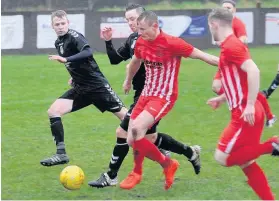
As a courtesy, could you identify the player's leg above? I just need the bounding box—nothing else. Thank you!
[41,88,91,166]
[240,161,275,200]
[120,97,179,190]
[214,105,276,199]
[88,91,168,188]
[146,123,201,175]
[88,120,130,188]
[257,92,277,127]
[263,65,279,98]
[215,101,279,167]
[215,149,276,200]
[212,71,224,95]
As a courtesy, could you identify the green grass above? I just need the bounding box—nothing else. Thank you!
[2,46,279,200]
[98,0,279,11]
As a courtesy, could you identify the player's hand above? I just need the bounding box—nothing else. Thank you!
[123,79,132,95]
[101,27,113,41]
[48,55,67,63]
[206,96,224,110]
[241,104,255,126]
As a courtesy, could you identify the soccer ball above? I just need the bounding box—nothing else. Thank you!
[59,165,85,190]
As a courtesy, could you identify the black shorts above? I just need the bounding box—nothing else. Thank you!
[59,84,124,113]
[119,90,160,134]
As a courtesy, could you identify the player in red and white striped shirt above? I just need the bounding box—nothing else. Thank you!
[120,11,219,190]
[213,0,248,95]
[207,8,278,200]
[212,0,276,128]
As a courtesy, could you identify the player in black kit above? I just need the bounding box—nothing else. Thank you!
[262,64,279,99]
[40,10,128,166]
[88,4,201,188]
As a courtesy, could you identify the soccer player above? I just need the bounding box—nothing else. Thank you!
[40,10,128,166]
[212,0,276,127]
[262,65,279,99]
[207,8,279,200]
[88,4,201,188]
[120,11,219,190]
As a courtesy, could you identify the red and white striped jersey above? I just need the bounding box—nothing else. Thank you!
[134,31,194,102]
[219,34,251,110]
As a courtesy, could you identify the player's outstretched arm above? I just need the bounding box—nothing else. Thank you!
[126,55,141,81]
[102,27,131,65]
[189,48,219,66]
[240,59,260,125]
[241,59,260,105]
[105,41,125,65]
[66,47,92,62]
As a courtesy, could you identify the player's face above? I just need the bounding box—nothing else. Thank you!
[52,16,69,36]
[125,9,140,32]
[208,20,220,41]
[222,3,236,14]
[137,20,158,41]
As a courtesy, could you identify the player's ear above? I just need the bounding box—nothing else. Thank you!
[67,19,70,24]
[211,21,218,29]
[153,22,159,29]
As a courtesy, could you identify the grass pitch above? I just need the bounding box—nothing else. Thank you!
[2,46,279,200]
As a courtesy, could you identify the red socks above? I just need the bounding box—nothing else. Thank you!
[133,138,169,174]
[242,162,275,200]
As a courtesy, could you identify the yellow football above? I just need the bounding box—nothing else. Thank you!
[59,165,85,190]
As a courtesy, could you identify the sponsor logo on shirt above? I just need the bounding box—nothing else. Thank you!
[144,60,163,69]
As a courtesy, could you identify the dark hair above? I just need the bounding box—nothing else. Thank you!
[137,10,158,26]
[51,10,67,21]
[208,8,233,26]
[125,4,145,14]
[221,0,236,7]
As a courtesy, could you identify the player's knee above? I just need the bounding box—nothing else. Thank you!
[214,150,227,166]
[116,107,128,121]
[214,154,225,166]
[131,126,139,140]
[116,127,127,138]
[240,160,255,169]
[126,136,134,146]
[47,106,63,117]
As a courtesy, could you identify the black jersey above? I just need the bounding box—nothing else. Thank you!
[105,32,145,91]
[55,29,108,90]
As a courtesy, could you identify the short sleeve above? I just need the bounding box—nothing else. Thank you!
[134,40,141,59]
[70,31,90,52]
[233,18,247,38]
[225,44,251,67]
[171,37,194,58]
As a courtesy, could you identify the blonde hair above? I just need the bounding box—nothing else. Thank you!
[51,10,68,21]
[208,8,233,26]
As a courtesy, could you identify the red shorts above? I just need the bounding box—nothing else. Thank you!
[217,100,265,154]
[130,96,175,124]
[213,70,221,80]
